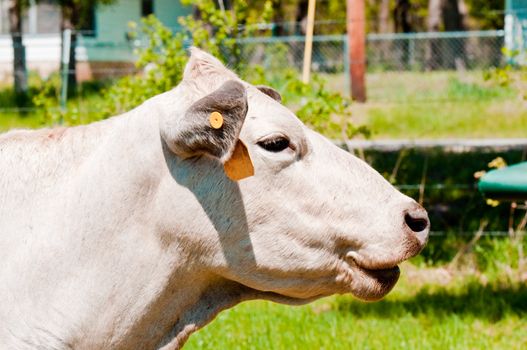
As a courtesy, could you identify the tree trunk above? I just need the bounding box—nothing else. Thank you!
[292,0,308,71]
[442,0,463,31]
[61,1,79,98]
[441,0,465,69]
[8,0,28,103]
[377,0,391,66]
[394,0,412,69]
[425,0,442,70]
[378,0,391,33]
[394,0,411,33]
[271,0,286,36]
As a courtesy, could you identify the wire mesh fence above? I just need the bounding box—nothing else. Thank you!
[234,30,505,75]
[0,29,506,84]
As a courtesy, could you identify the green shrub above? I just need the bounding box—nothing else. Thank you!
[30,1,363,140]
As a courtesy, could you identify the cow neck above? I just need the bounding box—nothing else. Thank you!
[156,279,248,349]
[156,278,322,349]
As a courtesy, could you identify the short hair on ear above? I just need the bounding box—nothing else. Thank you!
[256,85,282,103]
[161,80,248,162]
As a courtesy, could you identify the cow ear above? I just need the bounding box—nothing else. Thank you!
[256,85,282,103]
[162,80,254,180]
[183,47,237,82]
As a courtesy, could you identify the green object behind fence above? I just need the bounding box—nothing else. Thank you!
[479,161,527,200]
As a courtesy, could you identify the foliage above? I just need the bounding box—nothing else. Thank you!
[484,49,527,102]
[465,0,505,30]
[32,1,362,140]
[98,0,274,118]
[287,74,368,140]
[245,51,364,140]
[32,73,63,124]
[178,0,273,70]
[100,16,188,117]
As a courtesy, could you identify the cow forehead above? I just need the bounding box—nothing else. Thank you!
[244,87,306,140]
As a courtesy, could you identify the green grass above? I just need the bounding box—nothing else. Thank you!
[0,112,42,130]
[326,71,527,139]
[186,265,527,350]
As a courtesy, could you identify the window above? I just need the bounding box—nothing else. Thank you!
[79,6,96,37]
[142,0,154,17]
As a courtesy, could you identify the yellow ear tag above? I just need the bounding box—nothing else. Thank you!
[209,111,224,129]
[224,140,255,181]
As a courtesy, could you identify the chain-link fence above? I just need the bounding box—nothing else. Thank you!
[0,29,506,84]
[235,30,505,76]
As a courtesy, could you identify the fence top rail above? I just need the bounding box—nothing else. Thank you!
[0,29,505,45]
[344,138,527,152]
[368,30,505,41]
[225,30,506,45]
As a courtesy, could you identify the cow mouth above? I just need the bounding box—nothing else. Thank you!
[361,265,401,287]
[345,253,402,301]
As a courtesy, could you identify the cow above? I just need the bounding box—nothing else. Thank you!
[0,48,429,349]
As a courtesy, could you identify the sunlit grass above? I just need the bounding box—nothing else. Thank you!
[186,265,527,350]
[326,70,527,139]
[0,112,42,131]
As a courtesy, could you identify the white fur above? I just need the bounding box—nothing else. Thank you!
[0,48,428,349]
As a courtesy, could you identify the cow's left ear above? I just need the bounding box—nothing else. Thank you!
[257,85,282,103]
[161,80,254,180]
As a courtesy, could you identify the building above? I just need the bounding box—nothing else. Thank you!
[0,0,190,81]
[505,0,527,62]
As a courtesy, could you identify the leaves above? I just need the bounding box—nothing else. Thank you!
[29,0,364,141]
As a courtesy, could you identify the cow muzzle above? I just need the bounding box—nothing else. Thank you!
[403,203,430,249]
[343,202,429,300]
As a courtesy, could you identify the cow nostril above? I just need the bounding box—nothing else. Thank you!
[404,213,429,233]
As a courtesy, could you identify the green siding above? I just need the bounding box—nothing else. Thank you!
[155,0,191,30]
[80,0,189,62]
[96,0,141,43]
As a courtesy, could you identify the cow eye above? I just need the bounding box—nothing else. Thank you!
[257,136,290,152]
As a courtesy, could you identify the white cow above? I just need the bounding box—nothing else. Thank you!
[0,48,429,349]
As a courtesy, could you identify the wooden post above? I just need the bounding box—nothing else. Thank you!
[302,0,316,84]
[346,0,367,102]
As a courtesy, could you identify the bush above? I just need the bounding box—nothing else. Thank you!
[31,1,363,140]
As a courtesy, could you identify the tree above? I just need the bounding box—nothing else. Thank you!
[442,0,464,31]
[442,0,466,69]
[8,0,28,104]
[424,0,468,70]
[58,0,114,98]
[464,0,504,29]
[426,0,442,69]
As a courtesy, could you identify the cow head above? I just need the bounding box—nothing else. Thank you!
[158,48,429,302]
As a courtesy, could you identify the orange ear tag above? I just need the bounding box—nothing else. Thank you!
[209,111,224,129]
[224,140,255,181]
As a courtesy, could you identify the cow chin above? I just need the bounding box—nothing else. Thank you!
[348,265,401,301]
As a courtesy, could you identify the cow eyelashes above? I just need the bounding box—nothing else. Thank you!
[257,136,291,153]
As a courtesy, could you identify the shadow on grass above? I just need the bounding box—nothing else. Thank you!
[336,282,527,322]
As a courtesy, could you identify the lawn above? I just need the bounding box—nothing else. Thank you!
[186,263,527,350]
[326,70,527,139]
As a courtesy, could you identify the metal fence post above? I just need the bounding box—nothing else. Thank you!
[60,28,72,120]
[343,36,350,96]
[409,38,415,69]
